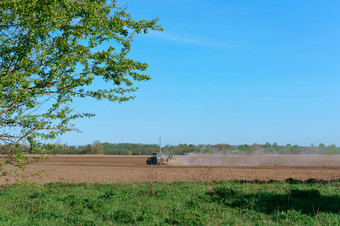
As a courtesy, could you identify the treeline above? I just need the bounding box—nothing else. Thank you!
[52,141,161,155]
[50,142,340,155]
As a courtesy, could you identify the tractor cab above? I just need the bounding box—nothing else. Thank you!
[153,153,161,158]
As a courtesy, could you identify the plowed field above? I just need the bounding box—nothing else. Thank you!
[1,155,339,184]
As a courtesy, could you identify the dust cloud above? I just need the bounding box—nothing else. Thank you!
[174,153,340,167]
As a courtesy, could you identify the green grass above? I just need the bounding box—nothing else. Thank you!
[0,180,339,225]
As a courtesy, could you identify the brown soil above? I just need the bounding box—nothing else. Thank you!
[1,155,339,184]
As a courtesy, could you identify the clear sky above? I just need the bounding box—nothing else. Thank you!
[61,0,340,146]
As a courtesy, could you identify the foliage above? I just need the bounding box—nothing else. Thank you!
[0,0,161,173]
[44,142,340,155]
[52,142,161,155]
[0,180,339,225]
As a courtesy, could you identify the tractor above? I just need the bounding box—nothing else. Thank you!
[146,153,164,165]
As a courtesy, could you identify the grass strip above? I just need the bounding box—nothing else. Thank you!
[0,180,339,225]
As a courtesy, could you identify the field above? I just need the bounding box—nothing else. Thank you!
[1,154,339,184]
[1,154,339,225]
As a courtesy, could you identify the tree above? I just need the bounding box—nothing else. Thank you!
[215,144,231,151]
[239,144,250,153]
[263,142,271,149]
[318,143,325,149]
[291,145,300,154]
[0,0,162,175]
[250,143,259,152]
[92,140,103,155]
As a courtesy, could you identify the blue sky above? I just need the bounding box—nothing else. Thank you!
[61,0,340,146]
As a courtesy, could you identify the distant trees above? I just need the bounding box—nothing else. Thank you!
[49,142,340,155]
[326,144,338,155]
[92,140,104,155]
[250,143,260,152]
[264,143,272,149]
[291,145,300,154]
[238,144,250,153]
[272,143,279,150]
[318,143,326,149]
[215,144,231,151]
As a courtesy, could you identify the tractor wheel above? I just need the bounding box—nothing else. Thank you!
[146,159,151,165]
[151,158,158,165]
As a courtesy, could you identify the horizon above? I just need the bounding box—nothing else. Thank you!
[60,141,338,148]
